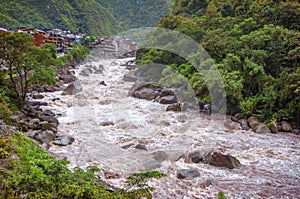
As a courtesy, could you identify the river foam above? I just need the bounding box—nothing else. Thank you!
[41,58,300,198]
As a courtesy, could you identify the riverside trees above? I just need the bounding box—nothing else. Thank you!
[137,0,300,126]
[0,32,56,108]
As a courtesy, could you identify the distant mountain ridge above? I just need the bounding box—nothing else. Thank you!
[0,0,173,35]
[95,0,172,29]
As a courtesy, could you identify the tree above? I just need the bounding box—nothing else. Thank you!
[65,44,90,67]
[0,32,55,107]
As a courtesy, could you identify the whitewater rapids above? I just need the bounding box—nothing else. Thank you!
[41,57,300,199]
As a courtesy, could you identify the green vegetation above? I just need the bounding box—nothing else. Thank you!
[0,0,174,34]
[218,192,227,199]
[0,31,90,110]
[0,32,56,108]
[138,0,300,126]
[0,86,15,124]
[0,0,120,36]
[0,31,165,198]
[65,44,91,67]
[96,0,172,30]
[0,133,166,198]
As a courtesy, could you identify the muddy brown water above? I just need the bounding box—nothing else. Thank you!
[40,58,300,199]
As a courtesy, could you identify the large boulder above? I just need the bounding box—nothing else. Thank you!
[268,121,278,134]
[135,144,147,150]
[152,151,168,162]
[62,75,77,84]
[177,169,200,179]
[239,119,250,130]
[61,81,82,95]
[160,89,174,97]
[166,103,181,112]
[134,88,159,100]
[159,96,177,104]
[253,123,271,134]
[53,135,75,146]
[34,130,55,144]
[248,116,260,129]
[79,68,93,76]
[202,150,241,169]
[129,82,162,100]
[281,121,293,132]
[129,82,160,96]
[190,151,202,163]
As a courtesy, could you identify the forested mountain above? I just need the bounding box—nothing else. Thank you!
[0,0,173,35]
[138,0,300,126]
[95,0,173,29]
[0,0,120,35]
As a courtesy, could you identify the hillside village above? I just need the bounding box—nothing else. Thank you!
[0,27,136,56]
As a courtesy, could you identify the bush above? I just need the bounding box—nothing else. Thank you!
[65,44,90,66]
[0,87,15,124]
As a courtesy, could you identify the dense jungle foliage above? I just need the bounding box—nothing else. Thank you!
[137,0,300,126]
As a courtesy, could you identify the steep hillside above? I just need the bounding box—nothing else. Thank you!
[138,0,300,126]
[0,0,120,36]
[95,0,172,29]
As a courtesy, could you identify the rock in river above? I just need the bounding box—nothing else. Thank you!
[177,169,200,179]
[166,103,181,112]
[253,123,271,134]
[135,144,147,150]
[202,150,241,169]
[248,116,260,129]
[190,151,202,163]
[53,135,75,146]
[159,95,177,104]
[34,130,55,144]
[281,121,293,132]
[61,81,82,95]
[129,82,161,100]
[152,151,168,162]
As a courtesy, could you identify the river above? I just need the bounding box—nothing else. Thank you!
[40,55,300,198]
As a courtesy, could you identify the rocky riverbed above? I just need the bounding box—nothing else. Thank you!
[27,54,299,198]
